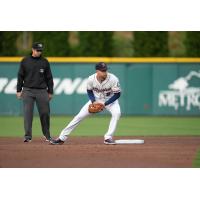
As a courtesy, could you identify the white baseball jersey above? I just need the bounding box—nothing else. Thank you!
[87,72,121,102]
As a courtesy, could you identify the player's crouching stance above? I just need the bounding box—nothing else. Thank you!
[50,62,121,145]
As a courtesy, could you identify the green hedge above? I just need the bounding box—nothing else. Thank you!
[0,32,19,56]
[1,31,200,57]
[133,31,169,57]
[78,31,114,56]
[32,31,70,56]
[185,32,200,57]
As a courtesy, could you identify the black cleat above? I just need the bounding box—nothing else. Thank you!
[104,139,116,145]
[44,137,53,142]
[24,138,32,143]
[50,138,64,145]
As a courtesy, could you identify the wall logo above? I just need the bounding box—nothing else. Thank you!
[0,78,88,95]
[159,71,200,110]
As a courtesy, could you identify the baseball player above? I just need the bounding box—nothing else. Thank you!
[51,62,121,145]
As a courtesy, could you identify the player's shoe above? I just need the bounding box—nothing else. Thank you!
[24,138,32,143]
[104,139,116,145]
[50,138,64,145]
[44,136,53,142]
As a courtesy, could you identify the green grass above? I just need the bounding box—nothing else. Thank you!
[193,149,200,168]
[0,116,200,137]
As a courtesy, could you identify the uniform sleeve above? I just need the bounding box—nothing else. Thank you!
[105,92,121,106]
[87,76,93,90]
[16,59,25,92]
[45,60,54,94]
[111,77,121,93]
[87,90,96,103]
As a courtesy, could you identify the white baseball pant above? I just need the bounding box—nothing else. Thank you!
[59,100,121,141]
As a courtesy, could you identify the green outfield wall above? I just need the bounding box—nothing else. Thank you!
[0,57,200,116]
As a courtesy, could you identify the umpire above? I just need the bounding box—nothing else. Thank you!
[16,42,54,143]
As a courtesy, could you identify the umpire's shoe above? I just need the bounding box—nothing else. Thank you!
[50,138,64,145]
[104,139,116,145]
[44,136,53,142]
[24,138,32,143]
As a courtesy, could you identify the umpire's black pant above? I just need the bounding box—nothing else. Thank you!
[22,87,51,140]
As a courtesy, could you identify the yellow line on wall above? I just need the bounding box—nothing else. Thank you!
[0,57,200,63]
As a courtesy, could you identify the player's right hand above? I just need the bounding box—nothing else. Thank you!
[16,92,22,99]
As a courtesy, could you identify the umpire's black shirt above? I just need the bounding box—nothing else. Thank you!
[17,55,54,94]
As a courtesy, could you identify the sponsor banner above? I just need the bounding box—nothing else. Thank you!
[153,64,200,115]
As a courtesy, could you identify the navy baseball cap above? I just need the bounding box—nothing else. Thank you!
[32,42,44,51]
[95,62,108,71]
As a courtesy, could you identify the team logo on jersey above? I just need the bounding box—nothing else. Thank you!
[158,70,200,111]
[93,87,112,93]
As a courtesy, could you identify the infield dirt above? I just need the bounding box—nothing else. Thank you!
[0,136,200,167]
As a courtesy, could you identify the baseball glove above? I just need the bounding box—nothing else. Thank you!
[88,103,104,113]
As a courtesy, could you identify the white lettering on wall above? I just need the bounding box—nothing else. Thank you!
[0,77,88,95]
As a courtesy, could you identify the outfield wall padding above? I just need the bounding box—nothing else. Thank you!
[0,58,200,115]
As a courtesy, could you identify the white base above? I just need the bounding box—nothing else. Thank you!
[115,139,144,144]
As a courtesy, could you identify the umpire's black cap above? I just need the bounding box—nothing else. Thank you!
[32,42,44,51]
[95,62,108,71]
